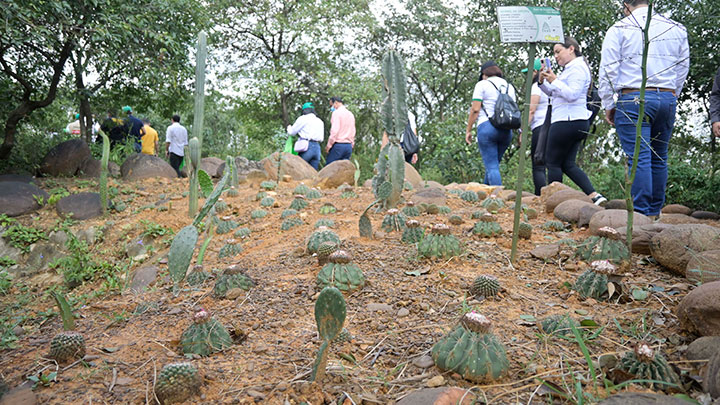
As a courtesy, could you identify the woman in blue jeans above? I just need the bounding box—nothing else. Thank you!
[465,61,515,186]
[287,102,324,170]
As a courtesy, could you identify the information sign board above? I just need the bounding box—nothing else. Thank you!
[497,7,564,43]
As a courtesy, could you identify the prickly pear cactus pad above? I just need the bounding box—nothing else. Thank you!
[317,250,365,292]
[418,224,462,259]
[614,343,681,391]
[314,218,335,228]
[402,201,420,217]
[155,362,202,405]
[381,208,407,233]
[289,194,308,210]
[317,241,339,266]
[473,221,503,237]
[460,190,479,202]
[180,309,233,356]
[306,188,323,199]
[542,220,566,232]
[260,196,275,207]
[260,180,277,190]
[470,275,500,298]
[294,183,310,195]
[575,228,630,265]
[538,314,579,337]
[431,312,509,383]
[168,225,199,289]
[213,272,255,298]
[319,203,337,214]
[251,209,267,219]
[49,331,86,364]
[401,219,424,244]
[311,286,347,381]
[307,227,341,254]
[281,217,303,231]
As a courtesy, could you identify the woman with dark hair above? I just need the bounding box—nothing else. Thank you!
[526,59,550,195]
[465,60,517,186]
[287,102,324,170]
[539,38,607,205]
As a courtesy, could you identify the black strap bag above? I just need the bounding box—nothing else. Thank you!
[483,81,522,130]
[400,121,420,155]
[533,105,552,166]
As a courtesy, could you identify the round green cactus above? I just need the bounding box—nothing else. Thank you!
[316,250,365,292]
[260,180,277,190]
[250,209,267,219]
[431,312,509,383]
[473,221,503,237]
[218,241,242,259]
[419,203,439,215]
[154,362,201,405]
[471,210,487,219]
[180,309,232,356]
[448,215,464,225]
[226,186,239,198]
[402,201,420,217]
[260,196,275,207]
[281,208,299,219]
[213,272,254,298]
[186,269,210,286]
[401,219,424,244]
[525,207,538,220]
[615,343,681,391]
[307,228,341,254]
[418,224,462,259]
[481,196,505,212]
[438,205,452,214]
[214,198,229,213]
[49,331,86,364]
[460,190,479,202]
[381,208,407,233]
[314,218,335,228]
[215,218,239,234]
[319,203,337,214]
[317,241,339,266]
[470,275,500,298]
[255,191,267,201]
[281,217,303,231]
[573,269,608,300]
[538,314,579,337]
[517,222,533,239]
[234,227,251,238]
[542,220,566,232]
[294,183,310,195]
[290,195,308,210]
[574,227,629,265]
[306,188,323,199]
[332,327,352,344]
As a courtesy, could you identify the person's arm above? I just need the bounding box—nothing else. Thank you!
[599,26,621,125]
[711,68,720,137]
[465,100,482,145]
[528,94,540,126]
[165,127,171,156]
[287,116,304,136]
[541,64,586,102]
[326,112,339,152]
[381,131,389,148]
[675,30,690,98]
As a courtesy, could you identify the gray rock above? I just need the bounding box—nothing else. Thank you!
[651,224,720,276]
[692,211,720,221]
[48,230,69,246]
[0,236,22,263]
[598,392,691,405]
[366,303,393,313]
[545,189,591,213]
[73,227,97,246]
[412,355,435,369]
[129,265,159,293]
[687,336,720,361]
[55,192,102,220]
[260,152,317,181]
[315,160,355,189]
[39,138,90,177]
[404,162,423,189]
[0,182,49,217]
[589,209,651,236]
[411,187,446,206]
[540,181,572,202]
[530,244,560,260]
[397,387,476,405]
[578,204,605,228]
[120,153,177,181]
[554,199,598,223]
[77,158,120,178]
[705,350,720,398]
[126,238,149,261]
[616,223,674,255]
[199,157,224,178]
[397,308,410,317]
[22,242,66,276]
[677,281,720,336]
[686,249,720,284]
[659,213,700,225]
[662,204,693,215]
[604,199,626,210]
[0,174,36,184]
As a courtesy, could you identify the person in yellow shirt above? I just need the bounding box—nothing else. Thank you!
[140,119,159,156]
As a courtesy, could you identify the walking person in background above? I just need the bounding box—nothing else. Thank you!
[140,118,159,156]
[381,111,419,164]
[287,102,324,170]
[710,66,720,138]
[165,115,188,177]
[325,96,356,165]
[599,0,689,217]
[525,59,550,195]
[465,61,515,186]
[65,113,81,135]
[122,106,144,153]
[539,38,607,205]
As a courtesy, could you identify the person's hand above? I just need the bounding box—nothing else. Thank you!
[410,153,418,165]
[540,69,556,83]
[465,130,473,145]
[325,144,331,153]
[605,108,616,127]
[713,121,720,137]
[286,125,292,134]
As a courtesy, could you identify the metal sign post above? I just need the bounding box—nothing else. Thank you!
[496,6,563,263]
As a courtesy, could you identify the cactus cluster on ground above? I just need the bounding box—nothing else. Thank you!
[314,218,335,228]
[538,314,579,337]
[319,203,336,214]
[251,209,268,219]
[575,227,630,266]
[218,241,242,259]
[482,196,505,212]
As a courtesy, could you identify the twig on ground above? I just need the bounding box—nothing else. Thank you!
[109,367,117,392]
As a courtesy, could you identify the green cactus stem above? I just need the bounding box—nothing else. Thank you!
[311,286,347,381]
[53,292,75,331]
[188,137,201,217]
[431,312,509,383]
[180,309,232,356]
[418,224,462,259]
[155,362,201,405]
[98,130,110,214]
[192,31,207,146]
[614,342,681,391]
[381,208,407,233]
[401,219,424,244]
[168,225,199,292]
[316,250,365,292]
[193,170,229,227]
[196,221,215,266]
[307,227,341,254]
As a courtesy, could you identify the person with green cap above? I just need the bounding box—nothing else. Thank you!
[523,59,550,195]
[122,106,144,153]
[287,102,324,170]
[65,113,81,135]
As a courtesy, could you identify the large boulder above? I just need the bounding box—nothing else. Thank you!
[121,153,177,180]
[554,199,598,223]
[0,174,36,183]
[577,204,605,228]
[692,211,720,221]
[687,336,720,361]
[216,156,264,178]
[314,160,355,189]
[465,182,497,195]
[658,213,700,225]
[604,199,627,210]
[686,249,720,284]
[662,204,693,215]
[545,189,591,213]
[650,224,720,276]
[540,181,572,202]
[616,223,674,255]
[705,350,720,398]
[199,157,224,178]
[260,152,317,181]
[55,192,102,220]
[0,182,48,217]
[588,209,651,235]
[77,158,120,178]
[677,281,720,336]
[598,393,692,405]
[410,187,446,206]
[404,163,423,189]
[39,139,91,177]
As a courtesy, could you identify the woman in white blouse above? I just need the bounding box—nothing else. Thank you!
[539,38,607,205]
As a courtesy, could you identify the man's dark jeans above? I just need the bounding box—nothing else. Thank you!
[169,152,183,177]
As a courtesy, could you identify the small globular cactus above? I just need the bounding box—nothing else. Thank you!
[281,217,303,231]
[294,183,310,195]
[290,194,308,210]
[154,362,202,405]
[260,196,275,207]
[340,185,357,199]
[573,259,622,300]
[180,309,232,356]
[401,219,425,244]
[49,331,86,364]
[332,327,352,344]
[418,224,463,259]
[319,203,337,214]
[213,270,254,298]
[314,218,335,228]
[470,275,500,298]
[316,250,365,292]
[250,209,267,219]
[517,222,533,239]
[575,227,630,266]
[614,342,681,391]
[381,208,407,233]
[214,198,228,213]
[481,196,505,212]
[281,208,298,219]
[402,201,420,217]
[419,203,439,214]
[538,314,579,337]
[317,241,339,266]
[525,207,538,220]
[542,220,566,232]
[431,312,509,383]
[460,190,479,202]
[234,227,251,238]
[186,269,210,286]
[472,210,488,219]
[255,191,267,201]
[448,215,464,225]
[215,218,239,234]
[307,227,341,254]
[218,241,242,259]
[473,221,503,237]
[306,188,323,199]
[226,186,239,198]
[438,205,452,214]
[260,180,277,191]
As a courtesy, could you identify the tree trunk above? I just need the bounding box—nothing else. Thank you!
[280,91,289,128]
[73,51,93,143]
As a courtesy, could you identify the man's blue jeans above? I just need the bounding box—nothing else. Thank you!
[326,143,352,166]
[299,141,321,170]
[476,121,512,186]
[615,91,677,216]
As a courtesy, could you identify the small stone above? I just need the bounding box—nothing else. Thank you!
[253,345,268,354]
[420,303,430,311]
[226,288,245,300]
[282,175,293,182]
[426,375,445,388]
[412,355,434,369]
[276,382,288,392]
[167,307,182,315]
[247,390,266,400]
[397,308,410,317]
[366,303,393,313]
[12,325,24,337]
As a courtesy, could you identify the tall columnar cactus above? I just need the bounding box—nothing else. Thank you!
[98,130,110,214]
[311,286,347,381]
[192,31,207,146]
[188,137,201,217]
[431,312,509,383]
[614,342,681,391]
[227,156,238,188]
[180,309,232,356]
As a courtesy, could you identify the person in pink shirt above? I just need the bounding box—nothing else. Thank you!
[325,96,356,165]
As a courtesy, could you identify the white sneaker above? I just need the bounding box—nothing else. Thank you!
[592,194,608,206]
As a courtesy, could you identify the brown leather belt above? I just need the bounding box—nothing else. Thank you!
[621,87,675,95]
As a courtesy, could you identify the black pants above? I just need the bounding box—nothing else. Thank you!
[169,152,183,177]
[545,119,595,195]
[530,126,547,196]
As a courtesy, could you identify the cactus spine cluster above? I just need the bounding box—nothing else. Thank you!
[316,250,365,292]
[418,224,462,259]
[307,227,341,254]
[614,343,681,391]
[154,362,202,405]
[460,190,479,202]
[180,309,232,356]
[470,275,500,298]
[381,208,407,233]
[311,287,347,381]
[401,219,424,244]
[431,312,509,383]
[99,130,110,215]
[187,137,201,217]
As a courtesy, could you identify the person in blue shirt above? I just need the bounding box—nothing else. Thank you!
[122,106,144,153]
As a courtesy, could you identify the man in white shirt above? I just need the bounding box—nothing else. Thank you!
[287,102,324,170]
[165,114,188,177]
[598,0,689,217]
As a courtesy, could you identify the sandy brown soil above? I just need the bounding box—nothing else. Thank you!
[0,176,701,404]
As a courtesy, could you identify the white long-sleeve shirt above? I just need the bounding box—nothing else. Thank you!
[598,7,689,110]
[165,122,188,156]
[287,113,324,142]
[539,57,591,123]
